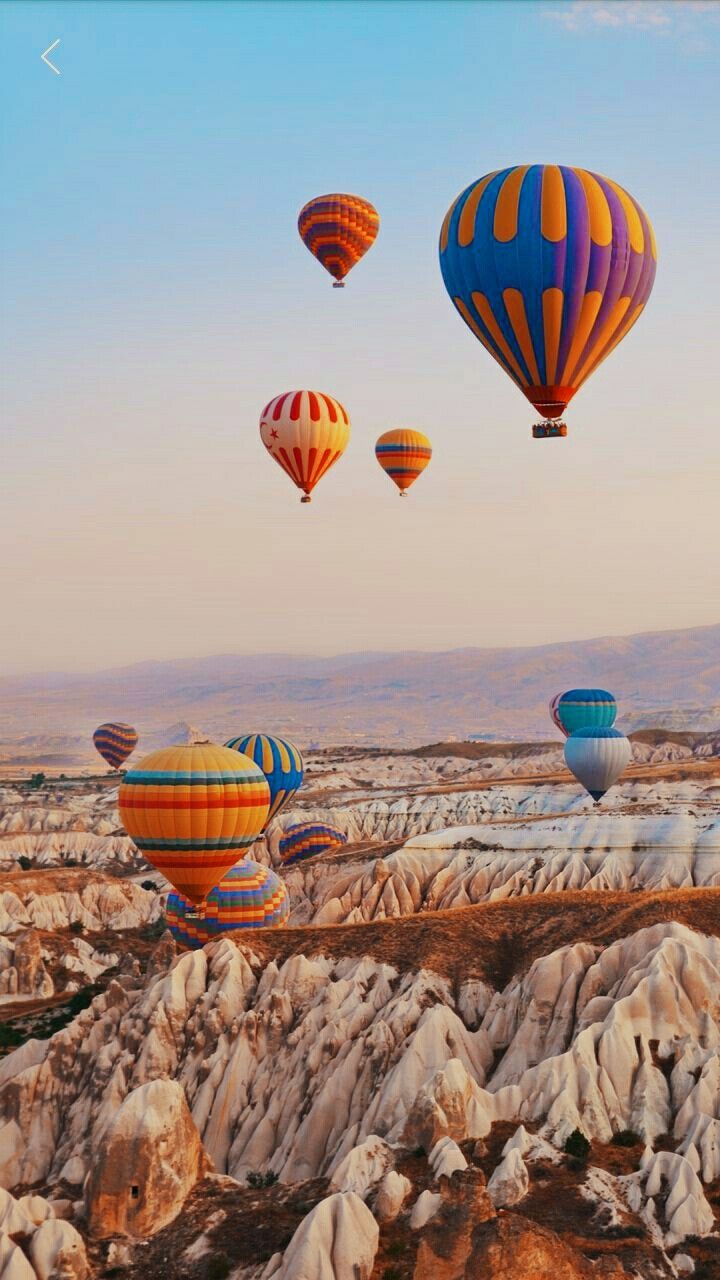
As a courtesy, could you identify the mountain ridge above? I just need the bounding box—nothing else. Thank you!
[1,622,718,757]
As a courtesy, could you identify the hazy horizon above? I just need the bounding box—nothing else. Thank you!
[2,1,719,674]
[1,618,718,683]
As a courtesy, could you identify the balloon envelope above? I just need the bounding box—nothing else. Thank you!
[93,722,138,770]
[260,390,351,502]
[119,744,270,905]
[439,166,656,430]
[557,689,616,736]
[375,429,432,495]
[225,734,304,823]
[279,822,347,867]
[166,858,289,949]
[298,193,379,286]
[548,694,566,737]
[564,727,631,801]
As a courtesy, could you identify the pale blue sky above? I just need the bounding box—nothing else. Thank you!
[1,0,718,673]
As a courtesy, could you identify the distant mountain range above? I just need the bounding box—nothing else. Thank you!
[1,624,718,766]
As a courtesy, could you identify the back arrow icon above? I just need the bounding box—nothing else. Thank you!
[41,39,61,74]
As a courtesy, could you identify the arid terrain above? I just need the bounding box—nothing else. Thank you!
[0,729,719,1279]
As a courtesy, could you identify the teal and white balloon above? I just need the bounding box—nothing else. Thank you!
[556,688,616,736]
[564,727,631,802]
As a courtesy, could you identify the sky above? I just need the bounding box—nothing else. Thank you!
[1,0,719,675]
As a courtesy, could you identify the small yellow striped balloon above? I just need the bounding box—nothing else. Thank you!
[118,744,270,905]
[375,429,432,496]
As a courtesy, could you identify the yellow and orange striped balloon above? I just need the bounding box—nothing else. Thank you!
[259,390,350,503]
[118,744,270,905]
[375,429,432,496]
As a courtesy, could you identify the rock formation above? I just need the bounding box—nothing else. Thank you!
[261,1191,379,1280]
[85,1079,212,1238]
[0,1188,87,1280]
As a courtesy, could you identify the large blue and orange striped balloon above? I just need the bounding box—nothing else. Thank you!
[225,734,304,823]
[298,194,379,287]
[375,429,432,496]
[278,822,347,867]
[119,744,270,905]
[93,722,138,770]
[166,858,290,949]
[439,166,657,436]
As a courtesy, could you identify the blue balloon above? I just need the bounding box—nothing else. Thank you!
[225,734,304,823]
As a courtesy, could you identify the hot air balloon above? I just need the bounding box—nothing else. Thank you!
[556,689,617,736]
[548,694,566,737]
[298,193,379,287]
[225,734,304,823]
[278,822,347,867]
[439,166,656,437]
[375,429,432,497]
[119,744,270,905]
[260,390,351,503]
[564,727,631,801]
[93,722,138,770]
[166,859,290,949]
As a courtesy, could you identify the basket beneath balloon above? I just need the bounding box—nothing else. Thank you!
[533,421,567,439]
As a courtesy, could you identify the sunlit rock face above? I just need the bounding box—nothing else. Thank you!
[85,1079,212,1239]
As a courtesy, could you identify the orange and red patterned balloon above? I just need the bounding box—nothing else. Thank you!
[93,722,138,770]
[260,390,350,503]
[298,193,379,287]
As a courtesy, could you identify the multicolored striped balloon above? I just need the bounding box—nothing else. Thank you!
[564,727,631,802]
[278,821,347,867]
[166,858,290,949]
[298,193,379,287]
[260,390,350,503]
[556,689,617,737]
[375,429,432,496]
[439,166,656,436]
[118,744,270,905]
[93,722,138,770]
[225,734,304,823]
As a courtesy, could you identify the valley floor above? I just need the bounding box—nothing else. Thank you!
[1,737,719,1279]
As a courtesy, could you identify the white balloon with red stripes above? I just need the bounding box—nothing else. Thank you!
[259,390,351,503]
